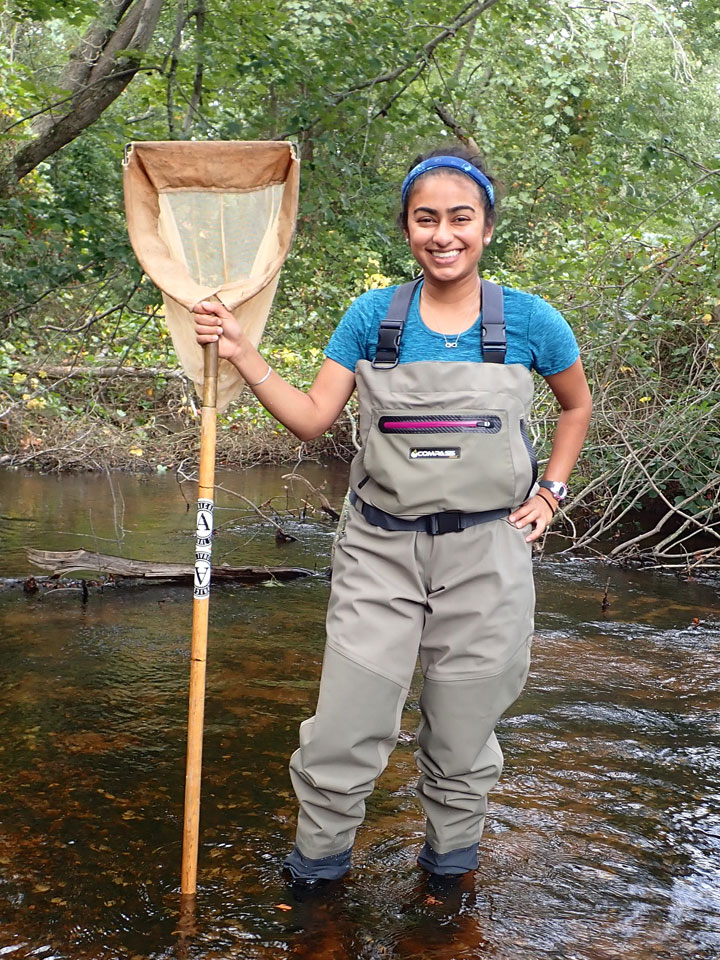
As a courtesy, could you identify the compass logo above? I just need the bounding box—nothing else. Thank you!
[409,447,461,459]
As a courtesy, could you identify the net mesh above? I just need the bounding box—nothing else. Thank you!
[158,185,285,287]
[124,142,299,411]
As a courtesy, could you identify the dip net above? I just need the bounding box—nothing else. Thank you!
[123,141,299,410]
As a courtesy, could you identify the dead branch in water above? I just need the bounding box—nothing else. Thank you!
[26,549,314,583]
[281,472,340,521]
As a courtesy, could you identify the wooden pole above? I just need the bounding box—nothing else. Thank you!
[181,339,218,897]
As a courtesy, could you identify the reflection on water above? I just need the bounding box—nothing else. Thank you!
[0,468,719,959]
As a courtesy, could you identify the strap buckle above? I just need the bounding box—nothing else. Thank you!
[372,319,403,369]
[427,512,463,535]
[481,319,507,363]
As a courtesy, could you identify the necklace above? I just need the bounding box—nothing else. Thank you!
[442,331,462,349]
[420,281,481,350]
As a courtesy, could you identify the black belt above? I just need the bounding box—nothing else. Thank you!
[349,491,509,535]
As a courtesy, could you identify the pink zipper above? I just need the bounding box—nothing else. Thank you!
[384,419,489,430]
[379,415,501,433]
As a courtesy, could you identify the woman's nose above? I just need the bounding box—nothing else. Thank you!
[432,218,453,244]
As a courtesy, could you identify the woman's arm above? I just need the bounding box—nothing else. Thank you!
[509,357,593,543]
[194,300,356,441]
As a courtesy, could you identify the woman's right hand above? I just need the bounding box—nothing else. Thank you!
[193,300,245,363]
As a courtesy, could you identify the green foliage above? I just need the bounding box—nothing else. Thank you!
[10,0,96,22]
[0,0,719,553]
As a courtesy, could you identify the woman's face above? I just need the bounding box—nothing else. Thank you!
[404,172,493,286]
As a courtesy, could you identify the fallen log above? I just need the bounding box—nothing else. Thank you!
[26,549,315,584]
[30,365,184,380]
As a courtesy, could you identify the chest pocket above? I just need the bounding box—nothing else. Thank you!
[360,404,535,517]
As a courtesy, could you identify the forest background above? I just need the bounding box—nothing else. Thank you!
[0,0,719,568]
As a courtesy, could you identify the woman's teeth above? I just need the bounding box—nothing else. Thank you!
[431,250,460,259]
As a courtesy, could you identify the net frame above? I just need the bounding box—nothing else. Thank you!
[123,140,299,410]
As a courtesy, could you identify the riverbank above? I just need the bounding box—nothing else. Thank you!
[2,374,719,575]
[0,385,356,474]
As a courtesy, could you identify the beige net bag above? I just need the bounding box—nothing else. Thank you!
[123,140,299,410]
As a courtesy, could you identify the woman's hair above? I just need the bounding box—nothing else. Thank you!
[399,144,501,231]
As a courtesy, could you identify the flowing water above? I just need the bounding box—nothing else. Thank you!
[0,466,718,960]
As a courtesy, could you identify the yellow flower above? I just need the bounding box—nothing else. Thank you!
[129,447,143,456]
[365,273,393,288]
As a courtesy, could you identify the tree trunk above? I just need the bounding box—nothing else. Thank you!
[182,0,206,134]
[0,0,165,192]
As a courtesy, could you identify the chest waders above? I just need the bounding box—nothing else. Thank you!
[284,279,537,881]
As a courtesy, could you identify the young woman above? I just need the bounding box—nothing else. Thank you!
[194,146,592,886]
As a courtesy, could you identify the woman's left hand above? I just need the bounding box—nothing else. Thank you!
[508,494,557,543]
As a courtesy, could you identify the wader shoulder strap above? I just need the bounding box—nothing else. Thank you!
[480,278,506,364]
[371,275,506,367]
[371,277,423,369]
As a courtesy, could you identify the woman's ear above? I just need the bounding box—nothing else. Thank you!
[484,224,495,246]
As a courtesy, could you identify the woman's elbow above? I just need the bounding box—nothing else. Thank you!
[574,385,593,420]
[290,422,327,443]
[290,406,341,442]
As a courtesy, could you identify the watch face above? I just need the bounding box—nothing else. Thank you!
[540,480,568,501]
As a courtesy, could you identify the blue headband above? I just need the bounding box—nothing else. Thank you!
[401,156,495,210]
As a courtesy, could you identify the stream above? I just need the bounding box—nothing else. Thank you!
[0,465,718,960]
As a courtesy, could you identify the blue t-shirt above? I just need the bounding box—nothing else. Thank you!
[325,282,579,377]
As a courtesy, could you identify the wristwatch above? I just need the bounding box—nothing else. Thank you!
[538,479,568,503]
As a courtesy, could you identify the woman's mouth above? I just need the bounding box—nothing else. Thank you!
[429,249,462,262]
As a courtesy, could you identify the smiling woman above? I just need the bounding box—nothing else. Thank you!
[193,141,593,890]
[406,175,491,294]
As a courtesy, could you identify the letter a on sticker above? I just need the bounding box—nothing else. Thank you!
[194,557,211,597]
[195,499,214,548]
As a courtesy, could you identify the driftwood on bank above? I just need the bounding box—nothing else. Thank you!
[36,365,185,380]
[26,549,315,583]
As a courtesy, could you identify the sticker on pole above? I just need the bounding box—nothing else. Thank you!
[194,499,214,598]
[196,499,214,547]
[194,553,212,598]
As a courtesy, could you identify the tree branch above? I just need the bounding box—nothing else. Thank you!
[278,0,501,139]
[331,0,499,106]
[0,0,166,191]
[603,217,720,380]
[451,15,477,83]
[433,101,480,153]
[182,0,206,135]
[33,0,136,135]
[165,0,185,137]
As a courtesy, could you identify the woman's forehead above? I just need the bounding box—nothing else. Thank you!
[408,170,484,208]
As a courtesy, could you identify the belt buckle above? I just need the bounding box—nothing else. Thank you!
[428,512,462,535]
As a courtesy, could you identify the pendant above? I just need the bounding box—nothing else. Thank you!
[445,341,459,348]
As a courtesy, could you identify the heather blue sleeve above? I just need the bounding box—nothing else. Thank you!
[528,295,580,376]
[324,289,391,371]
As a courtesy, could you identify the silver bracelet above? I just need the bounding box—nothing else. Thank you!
[248,365,272,387]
